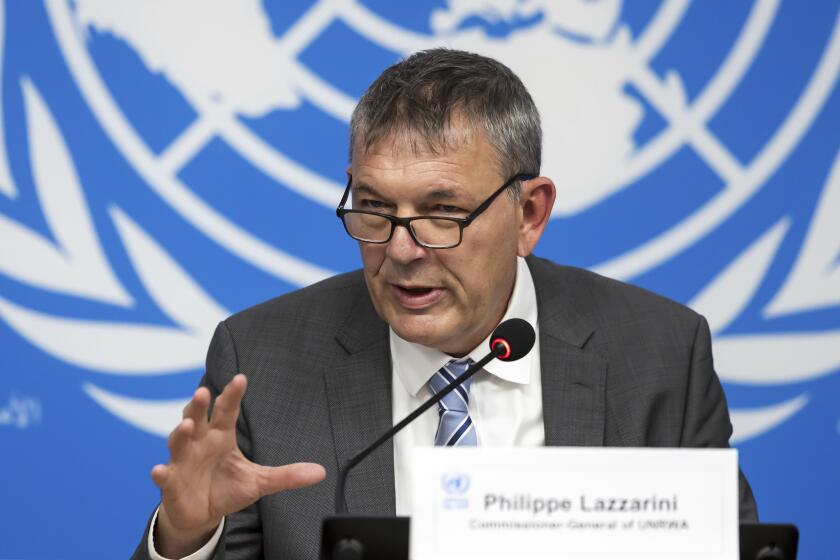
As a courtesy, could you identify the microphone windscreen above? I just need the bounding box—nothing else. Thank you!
[489,318,536,361]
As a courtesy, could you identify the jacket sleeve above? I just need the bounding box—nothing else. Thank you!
[131,321,265,559]
[679,314,759,522]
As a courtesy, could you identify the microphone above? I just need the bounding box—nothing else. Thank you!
[333,318,536,514]
[489,318,535,362]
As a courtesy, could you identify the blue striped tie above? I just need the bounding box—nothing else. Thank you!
[428,359,477,446]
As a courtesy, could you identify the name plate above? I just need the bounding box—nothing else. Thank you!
[409,447,738,560]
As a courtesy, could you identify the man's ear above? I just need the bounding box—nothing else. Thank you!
[517,176,556,257]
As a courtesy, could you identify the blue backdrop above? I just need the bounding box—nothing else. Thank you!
[1,1,838,557]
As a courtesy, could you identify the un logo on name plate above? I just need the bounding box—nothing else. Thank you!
[442,472,471,509]
[442,473,471,495]
[0,1,838,449]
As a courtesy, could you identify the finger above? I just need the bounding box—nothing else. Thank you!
[256,462,327,497]
[182,387,211,440]
[209,374,247,432]
[167,418,194,463]
[150,464,170,490]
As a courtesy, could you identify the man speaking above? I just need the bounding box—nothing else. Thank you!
[132,49,757,559]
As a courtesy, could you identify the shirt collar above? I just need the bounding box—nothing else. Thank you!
[390,257,539,397]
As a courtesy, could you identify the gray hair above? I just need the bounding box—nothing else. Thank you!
[349,49,542,195]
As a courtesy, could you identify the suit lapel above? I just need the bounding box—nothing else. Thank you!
[528,257,607,447]
[324,285,396,515]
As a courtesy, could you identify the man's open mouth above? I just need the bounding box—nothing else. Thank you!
[390,284,445,308]
[397,285,434,295]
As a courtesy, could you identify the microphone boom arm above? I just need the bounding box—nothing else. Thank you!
[334,343,505,514]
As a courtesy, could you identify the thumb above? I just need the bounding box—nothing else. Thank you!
[256,462,327,496]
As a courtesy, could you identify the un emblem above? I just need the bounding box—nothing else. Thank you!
[1,1,838,449]
[442,473,471,495]
[442,472,471,509]
[1,2,838,556]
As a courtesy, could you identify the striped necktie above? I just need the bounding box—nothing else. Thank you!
[428,359,477,446]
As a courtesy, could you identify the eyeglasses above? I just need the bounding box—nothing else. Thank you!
[336,173,535,249]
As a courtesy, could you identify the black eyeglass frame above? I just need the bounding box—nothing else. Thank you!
[335,173,536,249]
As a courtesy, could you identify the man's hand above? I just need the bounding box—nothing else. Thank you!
[150,374,326,558]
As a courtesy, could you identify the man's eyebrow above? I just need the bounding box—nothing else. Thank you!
[351,183,385,198]
[425,188,460,200]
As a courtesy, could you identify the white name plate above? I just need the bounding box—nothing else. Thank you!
[409,447,738,560]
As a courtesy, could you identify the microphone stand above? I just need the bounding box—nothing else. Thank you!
[334,342,505,514]
[322,343,506,560]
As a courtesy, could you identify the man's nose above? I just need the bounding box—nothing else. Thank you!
[385,223,427,263]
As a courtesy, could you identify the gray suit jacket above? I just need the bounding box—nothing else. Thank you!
[132,256,757,559]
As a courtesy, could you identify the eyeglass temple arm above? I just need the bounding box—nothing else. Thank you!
[336,175,353,214]
[463,173,536,223]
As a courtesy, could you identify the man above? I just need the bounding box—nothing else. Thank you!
[132,49,757,560]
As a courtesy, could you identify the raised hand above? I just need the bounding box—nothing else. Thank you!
[150,374,326,557]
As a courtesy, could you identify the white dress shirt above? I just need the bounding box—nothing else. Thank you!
[150,257,543,559]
